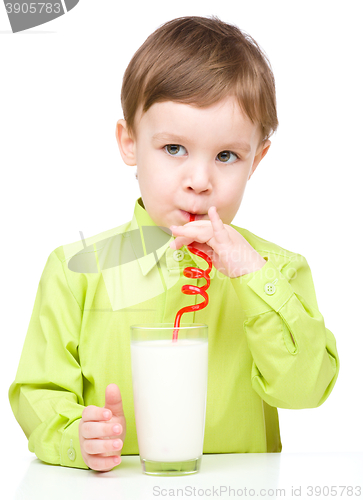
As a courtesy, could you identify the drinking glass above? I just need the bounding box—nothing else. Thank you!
[130,323,208,476]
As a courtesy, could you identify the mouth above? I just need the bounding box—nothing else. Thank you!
[179,209,207,222]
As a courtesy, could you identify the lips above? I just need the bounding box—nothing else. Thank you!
[180,209,206,221]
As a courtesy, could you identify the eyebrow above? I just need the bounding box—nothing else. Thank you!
[152,132,251,154]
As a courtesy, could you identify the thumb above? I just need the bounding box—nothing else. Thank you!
[104,383,125,418]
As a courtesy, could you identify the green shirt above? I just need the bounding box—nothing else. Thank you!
[9,197,339,469]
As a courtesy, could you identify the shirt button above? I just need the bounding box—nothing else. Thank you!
[67,439,76,461]
[264,282,276,295]
[173,250,185,262]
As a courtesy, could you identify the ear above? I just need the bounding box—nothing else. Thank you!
[248,140,271,180]
[115,119,137,166]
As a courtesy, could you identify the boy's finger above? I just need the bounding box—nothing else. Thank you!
[208,206,229,243]
[82,405,112,422]
[172,236,194,249]
[104,383,125,419]
[83,438,123,455]
[172,223,211,239]
[81,421,123,439]
[87,454,122,472]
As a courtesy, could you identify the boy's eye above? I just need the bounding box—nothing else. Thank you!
[164,145,238,163]
[164,144,187,156]
[217,151,238,163]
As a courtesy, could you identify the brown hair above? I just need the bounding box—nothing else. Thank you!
[121,15,278,145]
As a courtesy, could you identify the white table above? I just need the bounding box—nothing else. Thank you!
[7,452,363,500]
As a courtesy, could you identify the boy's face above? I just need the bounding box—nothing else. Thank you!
[116,96,270,229]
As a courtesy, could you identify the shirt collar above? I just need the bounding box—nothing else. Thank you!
[131,197,207,276]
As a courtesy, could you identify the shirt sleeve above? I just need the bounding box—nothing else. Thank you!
[8,249,89,469]
[230,254,340,409]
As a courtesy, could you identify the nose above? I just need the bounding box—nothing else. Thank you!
[183,161,213,194]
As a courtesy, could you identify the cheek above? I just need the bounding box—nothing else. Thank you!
[223,173,248,198]
[219,177,247,215]
[232,171,249,195]
[139,170,175,201]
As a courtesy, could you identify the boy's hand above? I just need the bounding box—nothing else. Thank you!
[169,206,266,278]
[79,383,126,472]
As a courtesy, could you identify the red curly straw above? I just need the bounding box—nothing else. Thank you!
[172,214,212,341]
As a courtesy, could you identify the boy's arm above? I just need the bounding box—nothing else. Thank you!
[230,253,340,409]
[9,250,89,469]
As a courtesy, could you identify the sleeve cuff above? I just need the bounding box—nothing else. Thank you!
[60,418,89,469]
[230,257,294,316]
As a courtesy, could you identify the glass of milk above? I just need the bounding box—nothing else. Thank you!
[130,323,208,476]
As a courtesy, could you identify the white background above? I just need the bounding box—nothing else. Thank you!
[1,0,362,486]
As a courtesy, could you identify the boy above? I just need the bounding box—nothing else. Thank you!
[9,16,339,472]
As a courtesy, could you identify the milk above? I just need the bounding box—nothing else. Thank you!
[131,338,208,462]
